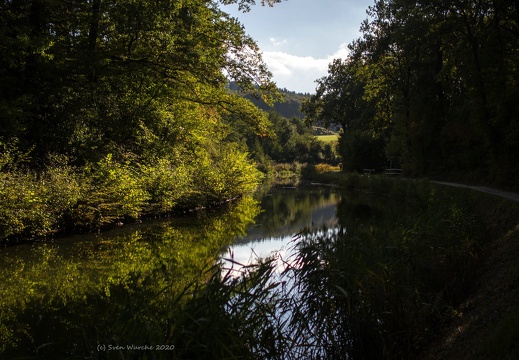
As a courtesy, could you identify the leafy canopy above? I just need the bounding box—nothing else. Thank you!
[0,0,281,163]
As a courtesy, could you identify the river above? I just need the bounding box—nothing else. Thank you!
[1,181,475,359]
[223,186,340,274]
[0,185,342,358]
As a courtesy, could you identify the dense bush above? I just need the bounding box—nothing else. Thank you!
[0,171,55,238]
[140,159,192,213]
[0,150,261,242]
[73,155,150,226]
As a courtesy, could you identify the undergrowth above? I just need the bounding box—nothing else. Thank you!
[0,150,261,242]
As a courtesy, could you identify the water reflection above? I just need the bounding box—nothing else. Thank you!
[0,197,260,358]
[237,186,339,243]
[0,185,379,359]
[224,186,340,272]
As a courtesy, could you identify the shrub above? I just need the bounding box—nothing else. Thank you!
[0,146,263,240]
[140,159,191,213]
[0,171,56,239]
[0,152,85,239]
[73,154,149,226]
[42,162,84,226]
[192,144,262,204]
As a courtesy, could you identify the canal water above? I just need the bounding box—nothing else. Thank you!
[0,185,345,358]
[223,186,340,274]
[2,181,465,359]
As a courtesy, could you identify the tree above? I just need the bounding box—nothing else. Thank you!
[302,56,387,171]
[0,0,280,165]
[305,0,519,184]
[302,58,368,131]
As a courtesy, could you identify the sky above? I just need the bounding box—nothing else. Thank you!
[222,0,373,94]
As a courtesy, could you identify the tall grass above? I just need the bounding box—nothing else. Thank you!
[0,174,501,359]
[169,259,287,359]
[165,180,487,359]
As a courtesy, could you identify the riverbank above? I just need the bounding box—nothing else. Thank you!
[0,153,262,245]
[305,170,519,359]
[2,169,517,358]
[418,190,519,359]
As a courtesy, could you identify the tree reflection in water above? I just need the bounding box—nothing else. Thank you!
[0,196,260,358]
[1,183,485,359]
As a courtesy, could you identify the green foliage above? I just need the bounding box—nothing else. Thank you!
[0,147,262,240]
[74,154,150,226]
[303,0,519,185]
[192,142,263,202]
[257,112,339,165]
[0,171,56,238]
[0,196,262,357]
[140,159,191,213]
[0,151,80,238]
[0,0,278,156]
[0,0,277,240]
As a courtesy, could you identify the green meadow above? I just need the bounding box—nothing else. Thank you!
[316,134,339,144]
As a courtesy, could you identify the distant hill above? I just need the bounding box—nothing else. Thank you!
[227,82,309,119]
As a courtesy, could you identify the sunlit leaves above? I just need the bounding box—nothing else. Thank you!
[0,0,277,238]
[0,0,279,165]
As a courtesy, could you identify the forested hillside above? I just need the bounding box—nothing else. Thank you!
[0,0,284,240]
[225,81,338,165]
[303,0,519,187]
[228,81,309,119]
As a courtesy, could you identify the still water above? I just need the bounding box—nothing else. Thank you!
[224,186,340,273]
[0,185,342,358]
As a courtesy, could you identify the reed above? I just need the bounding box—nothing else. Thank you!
[166,180,489,359]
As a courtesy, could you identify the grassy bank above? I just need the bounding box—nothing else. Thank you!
[0,151,262,243]
[299,170,519,359]
[315,134,339,144]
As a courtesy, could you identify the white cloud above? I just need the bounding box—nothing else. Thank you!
[262,43,351,93]
[331,43,350,61]
[269,37,288,47]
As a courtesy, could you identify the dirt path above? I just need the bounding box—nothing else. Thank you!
[432,181,519,203]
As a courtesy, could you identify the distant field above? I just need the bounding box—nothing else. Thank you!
[316,134,339,144]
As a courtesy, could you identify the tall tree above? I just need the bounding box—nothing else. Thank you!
[305,0,519,183]
[0,0,280,164]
